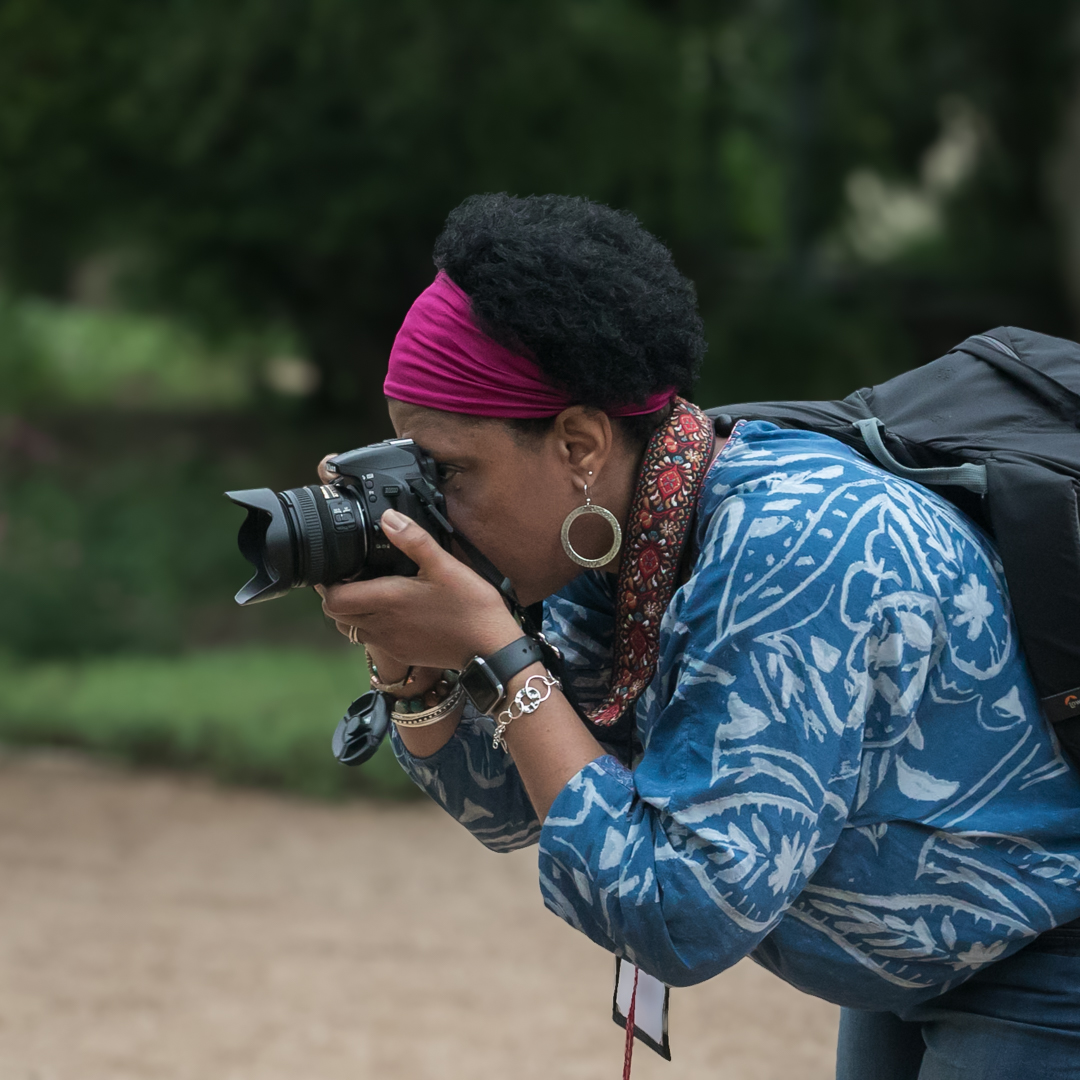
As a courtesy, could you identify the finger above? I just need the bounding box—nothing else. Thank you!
[317,453,339,484]
[381,509,454,573]
[321,576,416,619]
[333,619,363,643]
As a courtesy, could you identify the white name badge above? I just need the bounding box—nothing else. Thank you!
[612,957,671,1060]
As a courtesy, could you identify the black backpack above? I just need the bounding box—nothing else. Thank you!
[707,325,1080,763]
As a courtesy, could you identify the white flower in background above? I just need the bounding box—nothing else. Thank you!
[953,574,994,641]
[265,355,320,396]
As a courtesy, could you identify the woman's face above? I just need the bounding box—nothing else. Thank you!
[387,400,626,606]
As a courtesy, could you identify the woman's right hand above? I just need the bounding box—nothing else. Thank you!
[315,453,445,698]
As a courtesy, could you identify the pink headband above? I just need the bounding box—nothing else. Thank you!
[383,271,675,418]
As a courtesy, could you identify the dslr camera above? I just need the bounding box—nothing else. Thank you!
[225,439,453,606]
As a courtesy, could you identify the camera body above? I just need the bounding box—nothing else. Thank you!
[225,439,452,605]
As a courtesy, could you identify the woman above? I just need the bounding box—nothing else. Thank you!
[319,193,1080,1078]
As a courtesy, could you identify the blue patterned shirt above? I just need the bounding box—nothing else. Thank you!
[392,421,1080,1010]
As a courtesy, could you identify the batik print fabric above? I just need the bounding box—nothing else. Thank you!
[391,422,1080,1011]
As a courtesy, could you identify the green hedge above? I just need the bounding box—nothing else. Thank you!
[0,646,418,798]
[0,407,364,659]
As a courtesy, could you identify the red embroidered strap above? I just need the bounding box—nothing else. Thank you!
[587,398,715,727]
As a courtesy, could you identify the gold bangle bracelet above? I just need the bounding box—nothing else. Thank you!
[391,683,466,728]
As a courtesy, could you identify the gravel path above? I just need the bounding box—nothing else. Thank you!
[0,750,838,1079]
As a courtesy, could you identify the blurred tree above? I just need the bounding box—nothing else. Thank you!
[1,0,1079,662]
[0,0,1077,418]
[686,0,1080,402]
[1,0,687,429]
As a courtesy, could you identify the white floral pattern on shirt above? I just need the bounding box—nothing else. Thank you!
[392,422,1080,1011]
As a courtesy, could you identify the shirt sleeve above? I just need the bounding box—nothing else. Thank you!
[538,476,877,986]
[390,572,618,852]
[390,707,541,852]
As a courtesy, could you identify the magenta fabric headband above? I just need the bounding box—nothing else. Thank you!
[383,271,675,418]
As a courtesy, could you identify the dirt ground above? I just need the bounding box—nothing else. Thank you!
[0,749,839,1080]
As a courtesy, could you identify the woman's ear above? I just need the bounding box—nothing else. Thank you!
[551,406,613,482]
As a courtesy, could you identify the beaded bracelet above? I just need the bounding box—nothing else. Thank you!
[360,645,416,695]
[391,682,466,728]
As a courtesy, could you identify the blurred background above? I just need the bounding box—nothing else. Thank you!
[2,4,1079,1076]
[2,0,1080,792]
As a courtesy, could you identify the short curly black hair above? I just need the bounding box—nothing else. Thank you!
[432,193,705,430]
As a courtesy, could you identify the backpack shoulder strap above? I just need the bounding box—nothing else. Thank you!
[706,402,989,494]
[706,399,869,440]
[853,418,988,495]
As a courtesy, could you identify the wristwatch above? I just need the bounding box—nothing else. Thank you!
[459,636,545,715]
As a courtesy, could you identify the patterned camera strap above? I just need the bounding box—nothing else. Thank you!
[587,398,715,727]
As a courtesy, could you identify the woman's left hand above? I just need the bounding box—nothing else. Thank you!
[319,508,521,670]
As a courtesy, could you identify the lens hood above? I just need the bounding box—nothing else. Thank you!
[225,488,297,605]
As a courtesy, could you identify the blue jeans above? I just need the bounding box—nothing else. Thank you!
[835,920,1080,1079]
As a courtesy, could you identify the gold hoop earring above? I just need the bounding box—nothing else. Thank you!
[560,483,622,569]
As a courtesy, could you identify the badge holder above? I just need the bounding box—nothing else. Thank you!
[612,958,671,1061]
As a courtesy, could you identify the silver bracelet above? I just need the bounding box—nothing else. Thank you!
[391,683,466,728]
[492,673,561,750]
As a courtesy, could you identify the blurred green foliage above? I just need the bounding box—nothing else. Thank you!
[0,0,1077,648]
[1,1,1078,649]
[0,412,244,656]
[0,293,56,411]
[0,387,365,658]
[2,1,1077,419]
[0,647,414,797]
[0,293,262,410]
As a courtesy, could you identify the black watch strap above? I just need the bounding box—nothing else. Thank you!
[461,635,545,714]
[484,636,545,685]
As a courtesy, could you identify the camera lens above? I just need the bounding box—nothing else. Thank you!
[226,483,368,605]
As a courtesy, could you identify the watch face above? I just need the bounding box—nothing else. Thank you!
[460,657,505,715]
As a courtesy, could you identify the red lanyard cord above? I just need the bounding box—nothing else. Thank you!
[622,965,640,1080]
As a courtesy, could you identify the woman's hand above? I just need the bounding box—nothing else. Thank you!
[315,455,516,673]
[323,509,603,802]
[317,454,339,485]
[315,456,439,691]
[318,509,521,671]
